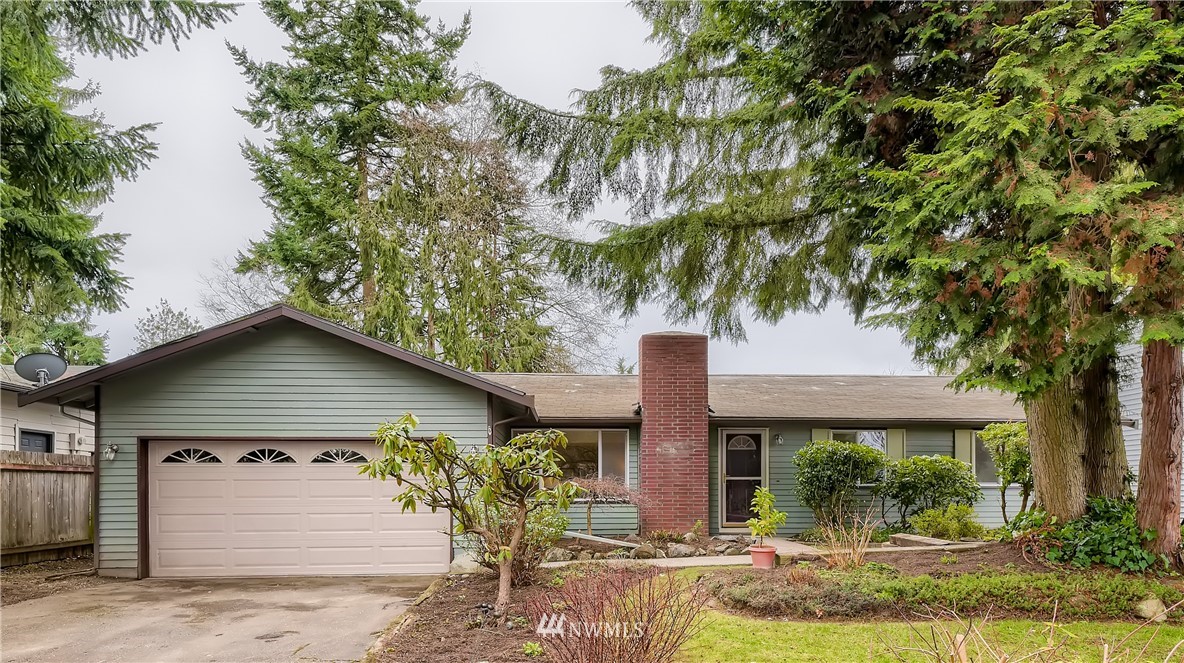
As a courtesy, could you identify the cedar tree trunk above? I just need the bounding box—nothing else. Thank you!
[1078,352,1130,498]
[1136,340,1183,559]
[1026,375,1088,521]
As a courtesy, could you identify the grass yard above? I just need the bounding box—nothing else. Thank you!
[680,611,1184,662]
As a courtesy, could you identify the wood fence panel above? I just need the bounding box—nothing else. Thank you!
[1,451,94,565]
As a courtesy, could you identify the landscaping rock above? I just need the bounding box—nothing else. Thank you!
[655,549,666,558]
[724,546,744,556]
[716,534,741,542]
[630,543,657,559]
[713,544,731,554]
[592,552,605,560]
[683,532,700,544]
[1136,595,1168,623]
[543,547,576,563]
[576,550,595,561]
[624,534,642,544]
[666,543,698,558]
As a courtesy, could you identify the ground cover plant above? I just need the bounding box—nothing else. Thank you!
[1009,497,1167,573]
[700,548,1184,622]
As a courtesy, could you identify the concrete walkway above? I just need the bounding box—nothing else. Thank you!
[541,537,820,570]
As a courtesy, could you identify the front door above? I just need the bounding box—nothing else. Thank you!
[721,430,764,526]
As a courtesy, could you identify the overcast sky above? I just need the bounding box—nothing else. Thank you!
[72,1,923,375]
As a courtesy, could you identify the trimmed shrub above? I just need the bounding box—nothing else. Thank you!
[793,440,888,525]
[875,455,982,525]
[911,504,986,541]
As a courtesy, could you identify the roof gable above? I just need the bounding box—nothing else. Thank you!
[19,305,534,411]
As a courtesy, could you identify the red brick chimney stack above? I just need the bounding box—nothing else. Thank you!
[637,331,710,533]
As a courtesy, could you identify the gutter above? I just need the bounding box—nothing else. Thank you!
[58,404,95,427]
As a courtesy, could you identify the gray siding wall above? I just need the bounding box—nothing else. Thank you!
[97,322,490,577]
[707,422,1023,535]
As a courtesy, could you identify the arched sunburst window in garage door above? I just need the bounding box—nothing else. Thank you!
[311,448,367,463]
[161,448,222,463]
[236,448,296,463]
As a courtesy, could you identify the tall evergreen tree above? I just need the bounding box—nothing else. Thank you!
[479,1,1179,518]
[234,0,604,372]
[870,3,1183,551]
[0,1,234,356]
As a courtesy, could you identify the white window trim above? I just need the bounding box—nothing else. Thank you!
[719,428,770,529]
[17,427,55,453]
[971,430,1002,488]
[512,428,631,487]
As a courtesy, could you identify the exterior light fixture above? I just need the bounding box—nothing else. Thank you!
[102,443,119,461]
[773,433,784,445]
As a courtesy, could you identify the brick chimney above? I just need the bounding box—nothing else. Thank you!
[637,331,710,533]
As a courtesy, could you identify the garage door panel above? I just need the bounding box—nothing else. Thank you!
[155,479,227,500]
[307,478,381,499]
[156,547,228,570]
[377,511,450,532]
[148,440,450,577]
[157,513,227,534]
[232,479,302,499]
[306,512,375,533]
[232,512,302,534]
[229,547,303,569]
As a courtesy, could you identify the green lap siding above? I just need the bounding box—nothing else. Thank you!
[708,422,1016,536]
[96,321,489,577]
[563,503,640,536]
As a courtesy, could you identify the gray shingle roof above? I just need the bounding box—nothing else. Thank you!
[478,373,1024,423]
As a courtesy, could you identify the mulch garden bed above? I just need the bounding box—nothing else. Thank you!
[1,555,123,606]
[374,573,546,663]
[865,542,1050,575]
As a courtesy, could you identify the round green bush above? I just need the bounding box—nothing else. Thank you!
[793,440,888,525]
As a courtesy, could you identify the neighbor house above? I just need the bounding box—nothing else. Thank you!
[17,305,1024,579]
[2,365,96,454]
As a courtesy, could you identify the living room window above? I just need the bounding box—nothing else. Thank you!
[513,428,629,486]
[972,431,1000,485]
[830,429,887,453]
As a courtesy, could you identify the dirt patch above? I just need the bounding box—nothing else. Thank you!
[867,542,1050,575]
[373,573,544,663]
[1,555,123,606]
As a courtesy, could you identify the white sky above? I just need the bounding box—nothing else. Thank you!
[72,1,922,375]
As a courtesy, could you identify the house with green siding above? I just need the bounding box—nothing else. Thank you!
[19,306,1024,579]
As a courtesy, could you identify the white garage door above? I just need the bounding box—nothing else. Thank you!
[148,441,450,577]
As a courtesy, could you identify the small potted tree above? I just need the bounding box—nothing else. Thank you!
[746,486,787,569]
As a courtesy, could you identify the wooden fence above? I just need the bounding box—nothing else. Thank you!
[1,450,94,567]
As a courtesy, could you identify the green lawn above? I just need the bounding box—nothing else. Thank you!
[679,611,1184,662]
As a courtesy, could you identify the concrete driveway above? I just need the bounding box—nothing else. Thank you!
[0,575,436,663]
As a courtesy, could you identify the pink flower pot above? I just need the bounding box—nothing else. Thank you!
[749,545,777,569]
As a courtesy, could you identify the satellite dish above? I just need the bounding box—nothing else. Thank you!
[14,353,68,386]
